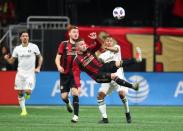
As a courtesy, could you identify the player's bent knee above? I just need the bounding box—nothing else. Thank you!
[71,88,79,96]
[25,90,31,95]
[119,91,126,99]
[18,90,24,97]
[97,92,106,100]
[61,92,69,99]
[115,61,121,67]
[110,73,116,80]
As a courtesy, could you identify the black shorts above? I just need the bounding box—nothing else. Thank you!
[100,61,118,73]
[95,72,111,83]
[60,73,77,93]
[95,61,119,83]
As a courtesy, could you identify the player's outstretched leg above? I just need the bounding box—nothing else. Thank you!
[113,76,139,91]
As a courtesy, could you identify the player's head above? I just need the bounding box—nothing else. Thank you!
[76,38,87,52]
[104,36,113,47]
[68,25,79,41]
[19,31,29,44]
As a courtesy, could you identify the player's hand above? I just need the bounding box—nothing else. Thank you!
[4,54,10,60]
[58,66,65,73]
[103,45,108,50]
[35,68,40,73]
[88,32,97,40]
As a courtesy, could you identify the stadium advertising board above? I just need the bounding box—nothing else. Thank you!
[0,72,183,105]
[26,72,183,105]
[0,71,17,104]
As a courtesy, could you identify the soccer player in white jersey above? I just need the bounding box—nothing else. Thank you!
[97,36,142,124]
[4,31,43,116]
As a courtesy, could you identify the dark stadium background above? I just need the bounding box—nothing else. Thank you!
[14,0,183,27]
[3,0,180,71]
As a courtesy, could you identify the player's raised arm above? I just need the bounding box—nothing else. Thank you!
[88,32,101,53]
[105,46,119,53]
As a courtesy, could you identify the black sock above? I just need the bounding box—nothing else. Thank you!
[73,96,79,116]
[121,58,136,67]
[62,98,69,104]
[114,76,133,88]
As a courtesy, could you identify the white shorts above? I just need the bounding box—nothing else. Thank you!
[14,72,36,90]
[98,68,128,95]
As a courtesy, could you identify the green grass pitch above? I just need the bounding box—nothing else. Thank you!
[0,106,183,131]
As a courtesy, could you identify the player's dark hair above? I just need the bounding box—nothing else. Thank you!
[19,30,29,37]
[76,38,84,44]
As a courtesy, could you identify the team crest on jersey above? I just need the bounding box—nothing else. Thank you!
[66,51,76,55]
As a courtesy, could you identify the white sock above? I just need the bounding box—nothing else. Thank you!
[18,96,26,111]
[122,97,130,113]
[97,99,107,118]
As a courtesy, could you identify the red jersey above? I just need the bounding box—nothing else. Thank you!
[57,40,76,74]
[72,40,102,86]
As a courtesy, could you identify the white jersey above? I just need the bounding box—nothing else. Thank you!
[99,45,124,77]
[12,43,40,74]
[98,44,128,94]
[12,43,40,90]
[99,45,122,62]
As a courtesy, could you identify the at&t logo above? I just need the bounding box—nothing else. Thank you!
[127,75,149,103]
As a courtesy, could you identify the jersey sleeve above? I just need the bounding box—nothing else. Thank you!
[12,47,18,58]
[33,44,41,55]
[72,58,81,88]
[88,39,101,53]
[57,42,64,55]
[114,44,120,51]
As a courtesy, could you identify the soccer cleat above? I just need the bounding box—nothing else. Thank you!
[98,118,109,124]
[20,109,27,116]
[136,47,142,62]
[132,82,140,91]
[125,112,132,123]
[24,94,30,100]
[71,115,79,123]
[66,102,73,113]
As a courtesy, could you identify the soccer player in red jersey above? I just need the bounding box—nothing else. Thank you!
[55,25,80,123]
[72,32,140,92]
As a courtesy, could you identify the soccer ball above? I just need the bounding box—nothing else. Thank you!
[113,7,125,20]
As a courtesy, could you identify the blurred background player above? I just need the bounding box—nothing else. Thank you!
[55,25,80,123]
[97,36,142,123]
[0,45,12,71]
[72,33,141,92]
[4,31,43,116]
